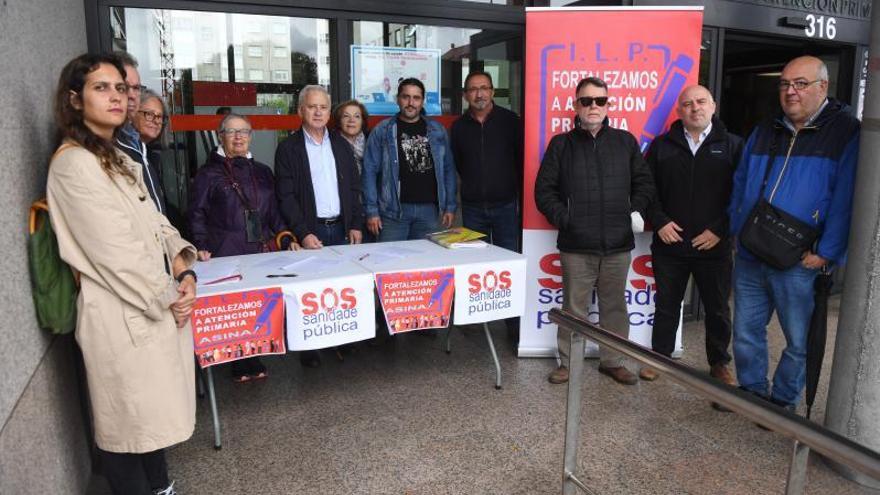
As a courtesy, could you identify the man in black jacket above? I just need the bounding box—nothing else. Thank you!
[275,85,364,368]
[641,86,743,395]
[451,71,523,342]
[113,52,166,215]
[451,71,522,253]
[639,86,742,396]
[535,77,654,385]
[275,85,364,250]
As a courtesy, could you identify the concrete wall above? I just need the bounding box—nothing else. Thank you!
[0,0,92,492]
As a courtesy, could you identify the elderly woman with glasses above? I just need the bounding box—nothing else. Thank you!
[187,113,298,382]
[132,88,167,144]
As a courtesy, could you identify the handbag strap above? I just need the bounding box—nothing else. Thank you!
[221,157,272,245]
[757,130,781,201]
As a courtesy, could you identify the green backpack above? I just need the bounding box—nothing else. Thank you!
[28,197,78,334]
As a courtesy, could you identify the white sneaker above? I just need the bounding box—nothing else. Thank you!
[154,481,177,495]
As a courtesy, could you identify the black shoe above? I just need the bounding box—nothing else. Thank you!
[300,350,321,368]
[247,357,268,380]
[230,360,251,383]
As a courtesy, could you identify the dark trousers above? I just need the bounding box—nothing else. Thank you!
[461,200,520,253]
[314,221,347,246]
[462,200,521,337]
[98,447,168,495]
[651,252,732,366]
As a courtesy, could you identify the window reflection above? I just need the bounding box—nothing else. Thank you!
[111,7,332,222]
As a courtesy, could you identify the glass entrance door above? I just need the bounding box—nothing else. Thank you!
[719,32,855,138]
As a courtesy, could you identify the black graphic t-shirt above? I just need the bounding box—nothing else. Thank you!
[397,118,438,204]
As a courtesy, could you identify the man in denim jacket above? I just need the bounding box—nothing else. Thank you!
[363,78,457,241]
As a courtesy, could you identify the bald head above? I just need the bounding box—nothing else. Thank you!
[676,85,715,133]
[779,56,829,129]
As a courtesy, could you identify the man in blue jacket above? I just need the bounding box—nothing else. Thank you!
[363,78,457,241]
[729,55,860,411]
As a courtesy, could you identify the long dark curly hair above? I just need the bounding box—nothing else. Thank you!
[54,53,135,182]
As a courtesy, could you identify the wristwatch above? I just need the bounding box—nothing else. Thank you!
[175,269,197,283]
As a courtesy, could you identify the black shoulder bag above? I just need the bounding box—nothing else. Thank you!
[739,134,819,270]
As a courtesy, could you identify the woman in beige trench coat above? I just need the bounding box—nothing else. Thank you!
[47,53,197,495]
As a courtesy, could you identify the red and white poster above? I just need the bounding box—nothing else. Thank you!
[520,7,703,357]
[284,274,376,351]
[376,269,455,334]
[191,288,286,368]
[453,261,526,325]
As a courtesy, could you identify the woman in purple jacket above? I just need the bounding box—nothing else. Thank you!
[188,113,297,382]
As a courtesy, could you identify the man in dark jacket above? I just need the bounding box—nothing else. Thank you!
[535,77,654,385]
[275,85,365,368]
[451,70,523,342]
[641,85,743,395]
[729,56,859,411]
[113,52,166,215]
[275,85,364,250]
[451,70,522,252]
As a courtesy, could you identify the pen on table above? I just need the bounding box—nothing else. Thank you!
[266,273,298,278]
[357,253,370,261]
[203,274,242,285]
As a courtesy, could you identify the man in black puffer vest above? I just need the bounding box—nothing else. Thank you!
[535,77,654,385]
[640,86,743,401]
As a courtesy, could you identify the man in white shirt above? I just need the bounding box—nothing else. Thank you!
[275,85,363,249]
[275,85,365,368]
[642,85,743,401]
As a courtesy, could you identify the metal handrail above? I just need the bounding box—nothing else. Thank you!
[549,308,880,494]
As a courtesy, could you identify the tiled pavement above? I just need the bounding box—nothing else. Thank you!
[87,295,880,494]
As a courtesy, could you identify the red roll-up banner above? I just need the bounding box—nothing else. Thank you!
[520,7,703,357]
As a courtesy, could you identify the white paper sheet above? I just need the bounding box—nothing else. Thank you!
[351,245,425,265]
[280,257,343,276]
[250,253,302,271]
[194,259,241,285]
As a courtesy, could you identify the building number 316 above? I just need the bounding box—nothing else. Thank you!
[805,14,837,40]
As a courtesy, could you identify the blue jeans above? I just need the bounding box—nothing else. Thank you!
[378,203,441,242]
[733,255,818,406]
[461,201,520,253]
[314,221,347,246]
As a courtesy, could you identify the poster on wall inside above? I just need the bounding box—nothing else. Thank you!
[351,45,442,115]
[519,7,703,357]
[191,288,286,368]
[376,269,455,333]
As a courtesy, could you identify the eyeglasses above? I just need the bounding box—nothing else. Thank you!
[465,86,493,94]
[126,84,147,94]
[778,80,822,91]
[137,110,166,124]
[221,128,252,137]
[577,96,608,107]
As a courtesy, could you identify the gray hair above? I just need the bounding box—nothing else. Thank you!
[113,51,138,68]
[297,85,331,110]
[218,113,252,134]
[816,61,829,81]
[139,88,167,116]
